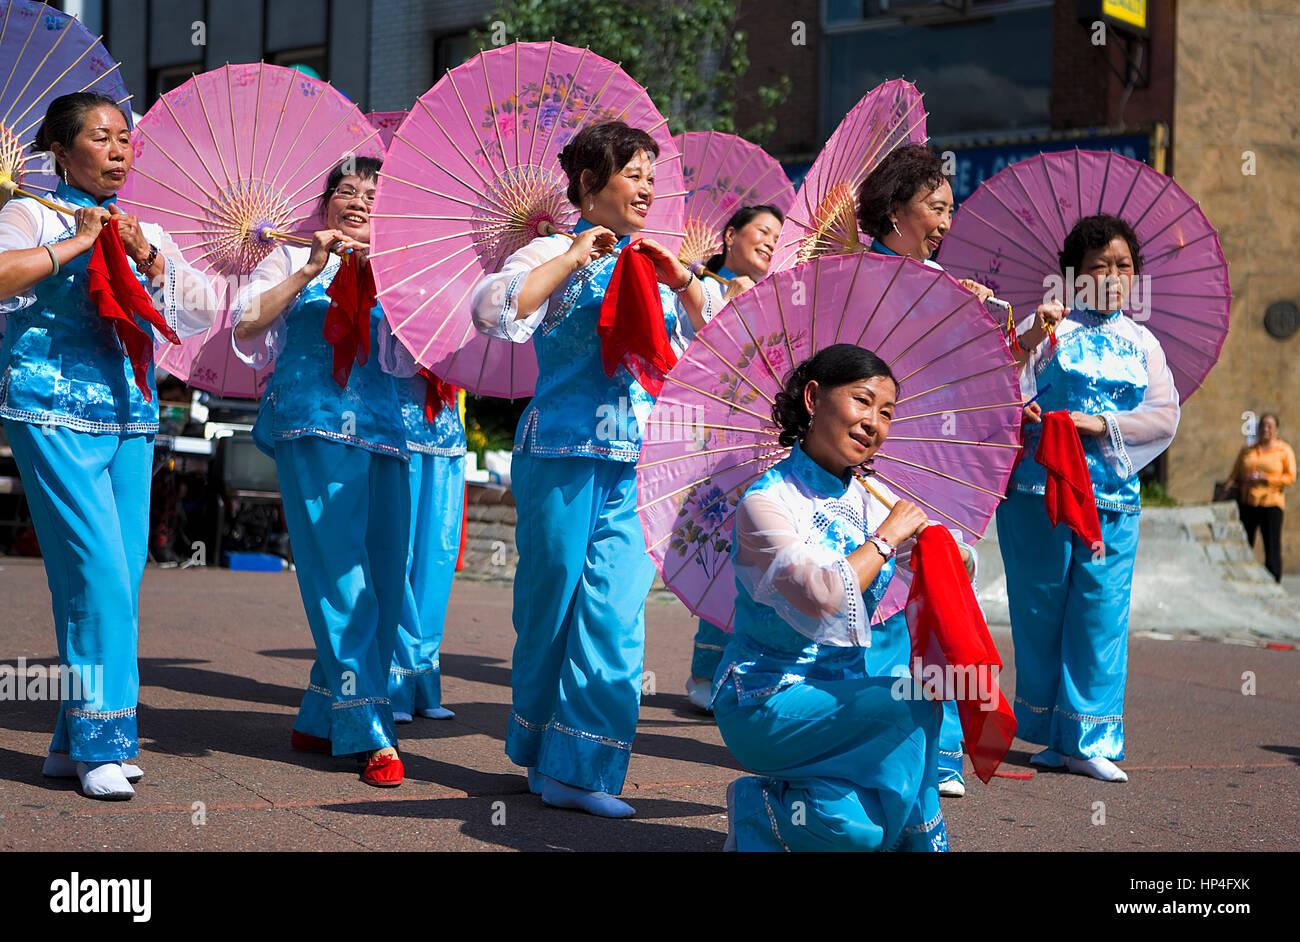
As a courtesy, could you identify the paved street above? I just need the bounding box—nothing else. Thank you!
[0,557,1296,852]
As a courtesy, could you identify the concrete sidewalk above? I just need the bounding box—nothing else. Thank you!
[0,556,1296,851]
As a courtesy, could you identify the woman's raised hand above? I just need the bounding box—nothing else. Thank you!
[304,229,366,278]
[71,205,110,251]
[958,278,995,304]
[724,274,756,301]
[565,226,617,268]
[1037,299,1067,330]
[877,498,929,546]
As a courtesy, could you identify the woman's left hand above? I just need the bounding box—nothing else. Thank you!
[634,238,690,289]
[108,203,151,265]
[958,278,995,304]
[1069,411,1106,436]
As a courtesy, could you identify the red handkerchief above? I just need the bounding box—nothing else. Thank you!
[86,218,180,403]
[597,240,677,397]
[1034,410,1103,547]
[418,367,458,422]
[323,256,377,387]
[905,526,1017,784]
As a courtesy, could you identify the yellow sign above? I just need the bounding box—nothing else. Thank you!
[1102,0,1147,30]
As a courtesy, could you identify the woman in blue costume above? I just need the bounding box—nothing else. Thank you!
[233,157,412,787]
[685,203,784,712]
[0,93,217,799]
[1001,213,1179,783]
[388,376,465,723]
[854,143,990,797]
[471,121,714,818]
[714,344,952,851]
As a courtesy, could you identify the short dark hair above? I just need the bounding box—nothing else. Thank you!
[34,92,129,166]
[558,121,659,206]
[772,344,898,454]
[1059,213,1143,277]
[318,155,383,214]
[705,204,785,273]
[1260,412,1280,428]
[856,143,949,240]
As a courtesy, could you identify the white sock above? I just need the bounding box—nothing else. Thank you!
[45,753,142,782]
[1066,756,1128,782]
[76,761,135,800]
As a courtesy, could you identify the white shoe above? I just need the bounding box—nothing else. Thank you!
[76,761,135,800]
[1065,756,1128,782]
[685,676,713,713]
[44,753,142,783]
[938,778,965,798]
[392,711,414,724]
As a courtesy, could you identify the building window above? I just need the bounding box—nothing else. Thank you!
[152,63,203,104]
[824,6,1053,140]
[434,31,477,78]
[271,46,328,81]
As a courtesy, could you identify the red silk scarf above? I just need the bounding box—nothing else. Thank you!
[905,526,1017,784]
[1034,410,1103,547]
[419,367,458,421]
[597,240,677,397]
[323,256,377,387]
[85,218,180,403]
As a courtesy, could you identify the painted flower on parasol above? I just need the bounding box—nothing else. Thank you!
[770,79,926,272]
[936,149,1229,402]
[117,63,384,397]
[368,40,686,400]
[0,0,131,203]
[636,252,1023,630]
[674,130,794,275]
[365,110,407,150]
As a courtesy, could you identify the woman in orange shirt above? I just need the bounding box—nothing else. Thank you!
[1228,413,1296,582]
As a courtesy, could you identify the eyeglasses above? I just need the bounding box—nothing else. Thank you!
[332,186,375,204]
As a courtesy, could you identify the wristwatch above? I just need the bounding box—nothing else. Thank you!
[135,243,159,274]
[866,534,895,560]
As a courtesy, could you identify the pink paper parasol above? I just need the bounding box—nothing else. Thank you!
[369,40,686,399]
[637,252,1023,629]
[0,0,131,200]
[936,149,1229,403]
[674,130,794,270]
[118,63,383,397]
[771,79,926,272]
[365,110,407,150]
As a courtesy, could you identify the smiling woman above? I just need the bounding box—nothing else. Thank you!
[712,343,950,852]
[470,120,717,819]
[231,155,417,788]
[0,91,218,801]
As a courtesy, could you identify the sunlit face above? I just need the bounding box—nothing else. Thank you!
[325,174,376,244]
[1078,235,1136,314]
[724,211,781,280]
[892,179,953,261]
[53,105,132,200]
[804,374,897,469]
[585,149,655,238]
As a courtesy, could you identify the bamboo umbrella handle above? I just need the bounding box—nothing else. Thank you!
[688,261,730,286]
[263,228,313,246]
[859,475,896,511]
[0,178,73,216]
[536,219,618,256]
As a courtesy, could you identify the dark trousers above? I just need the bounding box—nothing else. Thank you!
[1239,503,1284,582]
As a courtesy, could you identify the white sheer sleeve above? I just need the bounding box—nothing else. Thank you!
[665,278,716,356]
[377,315,421,378]
[141,224,219,340]
[230,245,298,369]
[470,235,567,342]
[1097,326,1180,478]
[733,491,871,647]
[0,199,46,314]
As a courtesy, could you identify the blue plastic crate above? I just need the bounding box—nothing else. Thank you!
[224,552,284,572]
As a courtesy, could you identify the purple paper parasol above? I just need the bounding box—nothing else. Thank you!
[369,40,686,399]
[365,110,407,150]
[637,252,1023,629]
[937,149,1230,403]
[0,1,131,199]
[674,130,793,270]
[770,79,926,272]
[118,63,384,398]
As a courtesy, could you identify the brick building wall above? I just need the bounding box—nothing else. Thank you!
[732,0,820,161]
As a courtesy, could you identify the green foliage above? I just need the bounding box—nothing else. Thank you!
[1139,479,1178,507]
[474,0,790,144]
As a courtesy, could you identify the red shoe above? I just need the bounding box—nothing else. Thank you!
[362,751,403,787]
[291,730,331,753]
